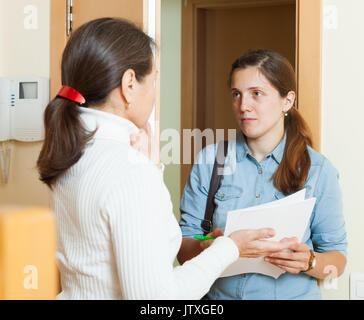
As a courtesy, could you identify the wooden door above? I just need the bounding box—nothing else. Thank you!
[50,0,161,148]
[181,0,322,193]
[71,0,144,31]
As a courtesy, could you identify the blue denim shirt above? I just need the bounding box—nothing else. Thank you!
[180,131,347,300]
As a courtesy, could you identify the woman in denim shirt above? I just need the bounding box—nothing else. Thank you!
[178,50,347,300]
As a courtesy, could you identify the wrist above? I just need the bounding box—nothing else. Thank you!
[228,233,242,252]
[303,250,316,272]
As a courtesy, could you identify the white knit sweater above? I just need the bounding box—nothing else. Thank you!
[53,107,239,300]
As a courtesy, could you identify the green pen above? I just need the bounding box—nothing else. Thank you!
[194,235,216,240]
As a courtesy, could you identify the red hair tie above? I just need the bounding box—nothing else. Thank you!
[57,85,86,105]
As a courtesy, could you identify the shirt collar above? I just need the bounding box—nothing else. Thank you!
[236,131,250,162]
[236,130,287,164]
[79,107,139,145]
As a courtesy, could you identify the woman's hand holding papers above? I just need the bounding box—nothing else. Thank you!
[200,228,299,258]
[264,239,311,274]
[229,229,299,258]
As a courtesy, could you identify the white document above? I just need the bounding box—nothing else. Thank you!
[237,188,306,212]
[221,189,316,279]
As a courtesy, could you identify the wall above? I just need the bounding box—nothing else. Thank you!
[0,0,50,207]
[160,0,181,220]
[320,0,364,300]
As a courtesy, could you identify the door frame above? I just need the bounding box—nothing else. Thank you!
[181,0,322,192]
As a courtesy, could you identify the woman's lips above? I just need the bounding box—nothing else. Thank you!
[242,118,257,123]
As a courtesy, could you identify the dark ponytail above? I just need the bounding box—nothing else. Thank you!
[37,98,94,188]
[229,49,313,195]
[37,18,154,188]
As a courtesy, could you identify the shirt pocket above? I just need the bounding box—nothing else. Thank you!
[213,184,243,231]
[214,184,243,211]
[215,184,243,201]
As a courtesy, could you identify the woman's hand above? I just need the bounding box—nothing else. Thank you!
[130,122,160,167]
[229,229,298,258]
[264,239,311,274]
[197,228,298,259]
[199,228,225,250]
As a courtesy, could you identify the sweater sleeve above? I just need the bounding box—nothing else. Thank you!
[103,163,239,300]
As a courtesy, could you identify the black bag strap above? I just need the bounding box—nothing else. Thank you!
[201,140,228,235]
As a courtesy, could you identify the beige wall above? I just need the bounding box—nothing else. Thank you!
[0,0,50,207]
[160,0,181,220]
[320,0,364,300]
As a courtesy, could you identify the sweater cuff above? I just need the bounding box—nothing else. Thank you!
[210,236,239,266]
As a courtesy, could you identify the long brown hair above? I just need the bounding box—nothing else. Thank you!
[37,18,155,188]
[229,49,313,195]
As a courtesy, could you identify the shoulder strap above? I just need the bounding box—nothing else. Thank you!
[201,140,228,235]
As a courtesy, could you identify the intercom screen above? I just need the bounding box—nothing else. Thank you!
[19,82,38,99]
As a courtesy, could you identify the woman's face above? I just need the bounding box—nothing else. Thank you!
[231,66,293,141]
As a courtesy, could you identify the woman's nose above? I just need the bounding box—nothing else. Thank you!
[239,97,252,112]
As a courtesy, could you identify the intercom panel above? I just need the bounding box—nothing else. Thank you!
[0,77,49,142]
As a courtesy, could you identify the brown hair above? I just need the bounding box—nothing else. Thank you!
[37,18,155,188]
[229,49,313,195]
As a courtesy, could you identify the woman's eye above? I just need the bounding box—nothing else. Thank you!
[253,91,262,97]
[232,92,241,99]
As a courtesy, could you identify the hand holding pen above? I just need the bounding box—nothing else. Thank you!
[194,228,224,250]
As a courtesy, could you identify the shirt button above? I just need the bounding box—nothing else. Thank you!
[256,194,260,198]
[221,194,225,199]
[258,170,263,174]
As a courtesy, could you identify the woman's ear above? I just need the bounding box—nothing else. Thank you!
[283,91,296,113]
[121,69,137,107]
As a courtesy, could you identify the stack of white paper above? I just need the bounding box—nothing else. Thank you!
[221,189,316,279]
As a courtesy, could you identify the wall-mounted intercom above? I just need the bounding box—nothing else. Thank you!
[0,77,49,142]
[0,77,49,184]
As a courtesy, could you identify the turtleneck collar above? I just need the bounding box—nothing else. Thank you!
[79,107,139,145]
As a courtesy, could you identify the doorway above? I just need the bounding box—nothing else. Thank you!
[181,0,322,193]
[196,2,296,137]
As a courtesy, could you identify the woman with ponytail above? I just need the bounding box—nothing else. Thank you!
[178,49,347,299]
[38,20,296,300]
